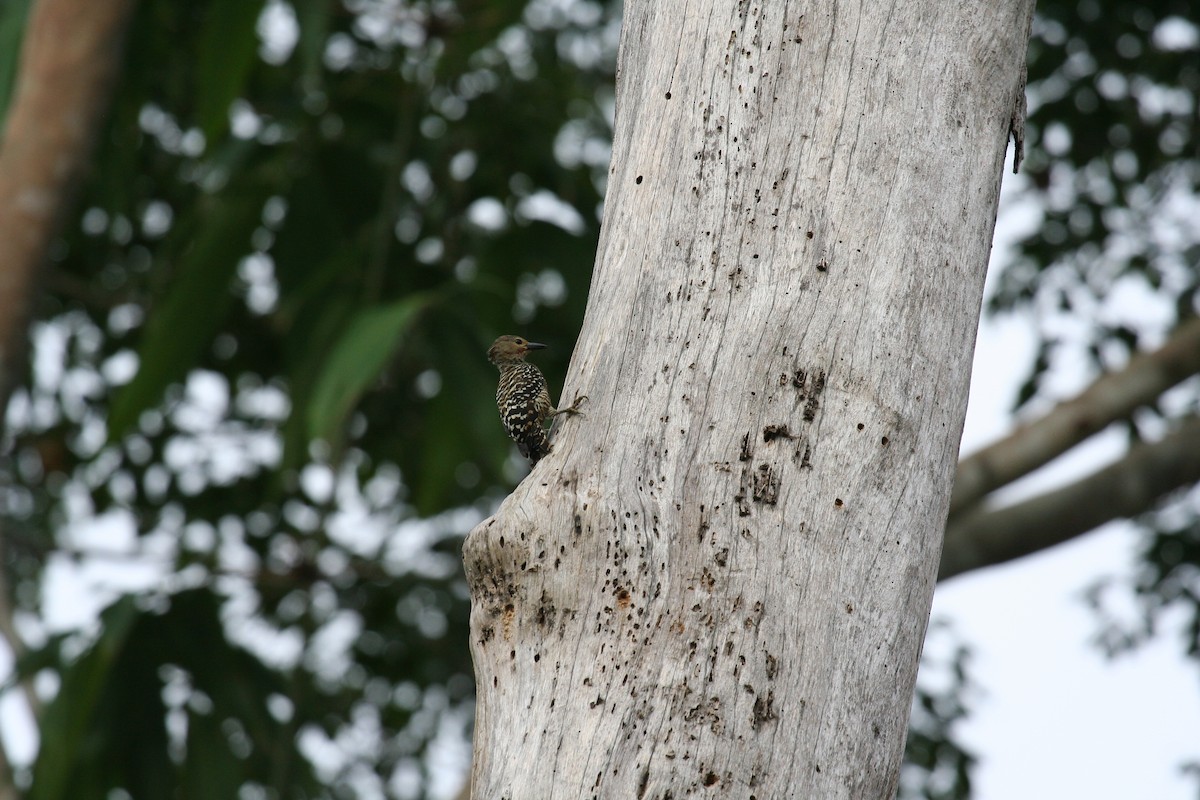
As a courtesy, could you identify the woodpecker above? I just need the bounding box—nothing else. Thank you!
[487,335,585,464]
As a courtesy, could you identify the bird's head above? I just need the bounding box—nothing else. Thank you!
[487,335,547,365]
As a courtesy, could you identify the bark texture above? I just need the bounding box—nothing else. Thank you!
[464,0,1034,797]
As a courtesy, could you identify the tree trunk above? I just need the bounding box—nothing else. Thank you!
[463,0,1034,796]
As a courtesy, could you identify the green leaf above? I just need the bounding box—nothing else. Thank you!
[0,0,31,127]
[107,180,271,439]
[195,0,267,143]
[293,0,330,90]
[28,597,142,800]
[280,288,356,470]
[307,294,432,447]
[180,711,243,800]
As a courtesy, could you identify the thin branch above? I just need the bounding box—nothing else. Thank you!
[939,416,1200,581]
[950,317,1200,518]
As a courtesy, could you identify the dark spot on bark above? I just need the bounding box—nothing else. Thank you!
[795,443,813,469]
[752,464,779,505]
[806,230,814,238]
[637,766,651,798]
[739,432,752,461]
[665,91,672,99]
[703,772,720,787]
[856,422,865,430]
[846,603,854,613]
[816,259,828,272]
[636,175,644,184]
[881,435,890,446]
[762,424,793,442]
[536,591,556,628]
[834,498,844,507]
[802,370,826,421]
[765,652,778,680]
[752,691,777,729]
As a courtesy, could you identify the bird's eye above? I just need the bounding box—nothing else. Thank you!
[515,338,524,345]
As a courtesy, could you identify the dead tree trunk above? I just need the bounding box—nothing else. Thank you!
[463,0,1034,796]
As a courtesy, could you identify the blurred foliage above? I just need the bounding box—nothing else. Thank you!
[901,622,976,800]
[28,590,322,800]
[3,0,616,796]
[0,0,1196,797]
[995,0,1199,403]
[992,0,1200,793]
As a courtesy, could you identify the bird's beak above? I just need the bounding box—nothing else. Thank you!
[525,342,548,351]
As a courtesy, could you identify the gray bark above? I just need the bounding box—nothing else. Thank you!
[463,0,1034,796]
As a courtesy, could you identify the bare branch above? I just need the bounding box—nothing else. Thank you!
[950,317,1200,518]
[0,0,138,750]
[940,416,1200,581]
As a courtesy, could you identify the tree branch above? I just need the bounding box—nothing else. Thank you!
[0,0,138,763]
[0,0,136,408]
[939,416,1200,581]
[950,317,1200,518]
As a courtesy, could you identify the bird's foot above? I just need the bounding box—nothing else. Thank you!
[556,393,588,417]
[567,393,588,414]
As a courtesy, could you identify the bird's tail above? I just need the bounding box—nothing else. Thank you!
[518,429,551,464]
